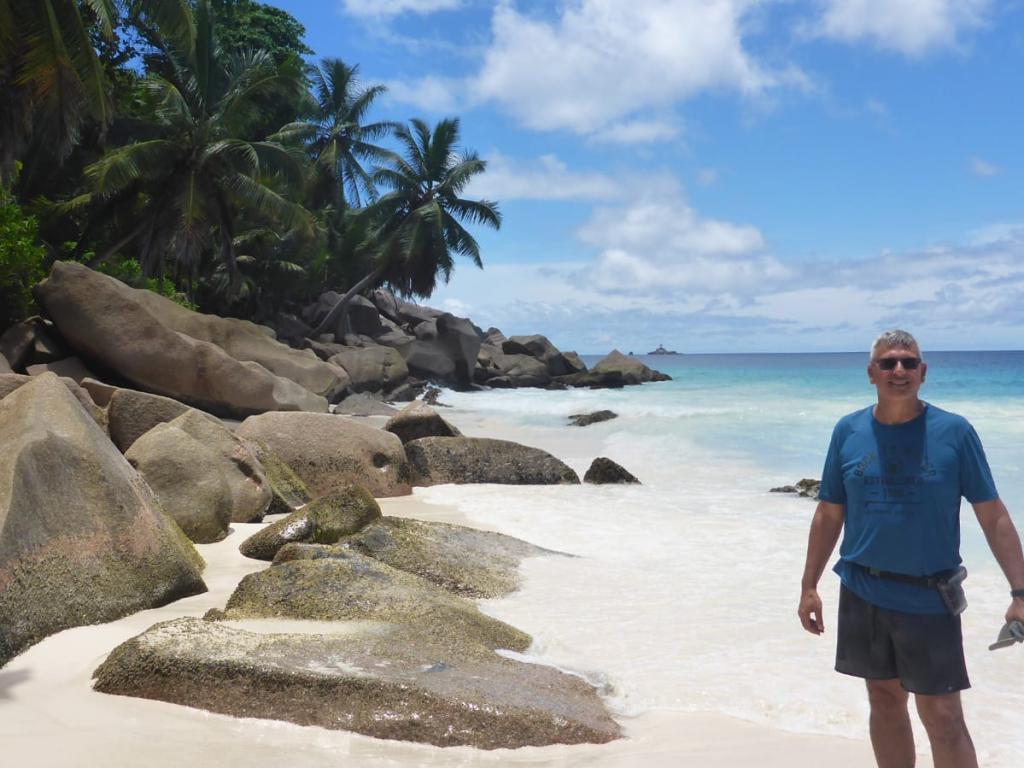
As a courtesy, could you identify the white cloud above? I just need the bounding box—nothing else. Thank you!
[383,76,460,113]
[697,168,720,186]
[591,119,680,144]
[470,0,791,136]
[427,213,1024,352]
[970,156,1001,178]
[341,0,461,18]
[466,153,621,201]
[811,0,990,56]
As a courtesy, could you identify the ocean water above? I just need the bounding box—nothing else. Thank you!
[424,351,1024,766]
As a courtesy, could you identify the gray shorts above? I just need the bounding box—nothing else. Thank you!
[835,585,970,695]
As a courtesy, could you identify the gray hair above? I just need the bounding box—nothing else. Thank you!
[870,329,922,361]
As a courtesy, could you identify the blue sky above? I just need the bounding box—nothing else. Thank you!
[273,0,1024,353]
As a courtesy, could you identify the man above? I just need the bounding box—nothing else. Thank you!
[798,329,1024,768]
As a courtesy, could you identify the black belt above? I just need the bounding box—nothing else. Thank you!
[861,565,946,588]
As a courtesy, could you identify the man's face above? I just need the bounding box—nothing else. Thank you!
[868,344,927,403]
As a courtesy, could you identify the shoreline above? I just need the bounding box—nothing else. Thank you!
[2,399,926,767]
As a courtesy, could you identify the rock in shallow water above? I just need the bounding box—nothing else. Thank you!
[405,436,580,486]
[568,410,618,427]
[584,457,640,484]
[93,617,621,748]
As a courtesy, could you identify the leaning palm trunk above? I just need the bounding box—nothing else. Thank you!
[310,263,385,339]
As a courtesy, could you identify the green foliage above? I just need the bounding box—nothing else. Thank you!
[93,255,197,310]
[0,190,47,328]
[211,0,312,64]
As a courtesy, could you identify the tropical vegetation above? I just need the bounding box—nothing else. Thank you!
[0,0,500,334]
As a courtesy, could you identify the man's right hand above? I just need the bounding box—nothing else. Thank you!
[798,588,824,635]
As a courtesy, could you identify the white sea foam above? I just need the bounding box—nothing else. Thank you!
[421,386,1024,768]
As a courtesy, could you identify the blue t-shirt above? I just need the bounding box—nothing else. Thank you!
[819,403,998,613]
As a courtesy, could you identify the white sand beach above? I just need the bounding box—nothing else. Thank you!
[0,403,948,768]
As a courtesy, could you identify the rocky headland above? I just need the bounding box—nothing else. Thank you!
[0,262,670,749]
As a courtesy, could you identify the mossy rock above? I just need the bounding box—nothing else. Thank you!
[244,439,311,516]
[93,617,621,748]
[336,516,556,598]
[238,485,380,560]
[223,554,530,652]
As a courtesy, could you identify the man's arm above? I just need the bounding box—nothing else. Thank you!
[973,498,1024,624]
[798,500,845,635]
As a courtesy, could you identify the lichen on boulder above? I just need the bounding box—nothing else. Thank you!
[223,554,530,652]
[0,374,206,667]
[238,485,381,561]
[333,516,555,598]
[93,617,622,748]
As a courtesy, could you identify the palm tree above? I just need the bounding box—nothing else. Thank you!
[278,59,396,214]
[66,0,309,291]
[310,116,500,337]
[0,0,193,180]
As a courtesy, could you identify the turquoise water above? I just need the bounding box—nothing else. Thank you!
[587,351,1024,527]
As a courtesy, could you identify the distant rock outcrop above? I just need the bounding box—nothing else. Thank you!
[770,478,821,499]
[591,349,671,385]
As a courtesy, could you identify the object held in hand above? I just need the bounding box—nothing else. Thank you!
[988,620,1024,651]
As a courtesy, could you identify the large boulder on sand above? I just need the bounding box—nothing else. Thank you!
[0,374,206,667]
[384,400,461,444]
[33,262,329,417]
[239,485,381,561]
[305,516,554,598]
[241,439,311,516]
[126,410,271,541]
[591,349,671,384]
[93,617,621,748]
[0,373,105,428]
[125,426,233,543]
[405,437,580,486]
[107,387,200,452]
[0,353,10,374]
[235,412,411,498]
[129,282,350,400]
[327,344,408,393]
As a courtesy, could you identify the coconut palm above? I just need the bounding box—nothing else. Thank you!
[67,0,309,291]
[0,0,193,179]
[310,116,500,337]
[277,59,396,214]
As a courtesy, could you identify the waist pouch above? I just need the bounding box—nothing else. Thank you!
[866,565,968,616]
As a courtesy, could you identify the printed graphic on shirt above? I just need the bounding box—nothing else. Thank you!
[855,441,936,516]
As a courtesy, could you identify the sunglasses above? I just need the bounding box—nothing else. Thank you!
[876,356,921,371]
